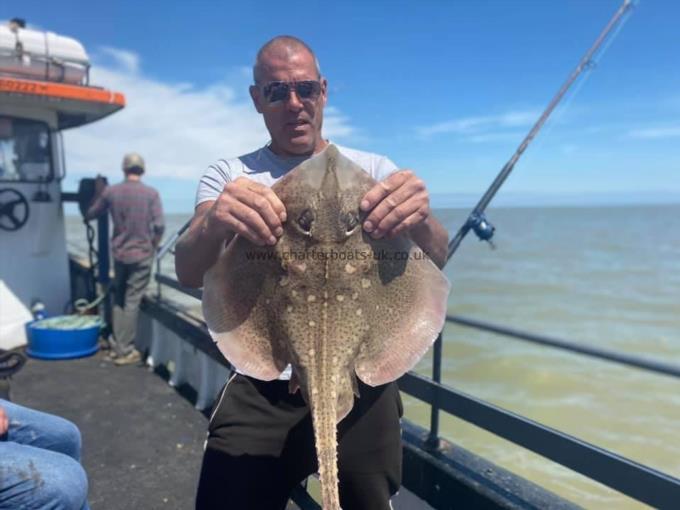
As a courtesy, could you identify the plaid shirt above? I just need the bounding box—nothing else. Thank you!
[88,180,164,263]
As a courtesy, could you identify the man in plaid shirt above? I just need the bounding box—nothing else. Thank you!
[87,153,164,365]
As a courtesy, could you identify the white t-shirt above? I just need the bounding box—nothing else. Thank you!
[195,143,398,207]
[196,142,399,379]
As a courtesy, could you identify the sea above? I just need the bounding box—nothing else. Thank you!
[65,204,680,510]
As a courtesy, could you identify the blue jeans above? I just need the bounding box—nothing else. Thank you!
[0,399,90,510]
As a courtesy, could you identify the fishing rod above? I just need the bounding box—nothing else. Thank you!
[445,0,635,263]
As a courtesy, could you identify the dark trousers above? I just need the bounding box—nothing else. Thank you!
[196,374,403,510]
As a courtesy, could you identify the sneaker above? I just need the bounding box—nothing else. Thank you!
[104,351,119,361]
[113,350,142,366]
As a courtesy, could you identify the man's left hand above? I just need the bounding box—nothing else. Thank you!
[360,170,430,239]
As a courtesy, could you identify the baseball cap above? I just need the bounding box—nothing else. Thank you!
[122,152,145,171]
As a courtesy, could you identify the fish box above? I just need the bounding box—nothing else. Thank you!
[26,315,100,360]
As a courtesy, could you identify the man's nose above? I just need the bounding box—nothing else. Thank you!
[286,90,304,111]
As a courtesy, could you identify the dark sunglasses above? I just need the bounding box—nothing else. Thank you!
[261,80,322,104]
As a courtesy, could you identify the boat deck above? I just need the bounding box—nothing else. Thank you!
[10,349,431,509]
[12,350,206,509]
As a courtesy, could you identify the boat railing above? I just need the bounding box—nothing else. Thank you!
[150,223,680,508]
[0,45,91,86]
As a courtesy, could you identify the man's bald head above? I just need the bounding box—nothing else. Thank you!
[250,36,328,157]
[253,35,321,84]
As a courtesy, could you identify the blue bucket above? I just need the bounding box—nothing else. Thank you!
[26,315,101,360]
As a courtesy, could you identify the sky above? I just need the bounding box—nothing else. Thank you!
[9,0,680,212]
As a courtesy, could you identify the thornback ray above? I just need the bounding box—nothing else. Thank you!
[202,144,450,509]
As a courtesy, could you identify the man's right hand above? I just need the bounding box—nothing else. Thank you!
[205,177,287,247]
[176,177,287,288]
[94,175,108,196]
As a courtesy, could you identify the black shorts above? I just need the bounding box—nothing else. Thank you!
[196,374,403,510]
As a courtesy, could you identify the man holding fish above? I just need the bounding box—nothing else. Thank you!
[176,36,448,509]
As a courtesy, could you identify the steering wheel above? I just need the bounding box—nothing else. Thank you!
[0,188,30,231]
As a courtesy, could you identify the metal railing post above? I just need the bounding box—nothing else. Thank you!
[97,214,112,331]
[426,332,443,448]
[156,256,162,299]
[154,219,191,300]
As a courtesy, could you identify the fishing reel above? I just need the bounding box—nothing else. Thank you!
[466,212,496,249]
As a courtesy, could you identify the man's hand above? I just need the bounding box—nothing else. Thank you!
[94,175,107,196]
[176,177,286,288]
[360,169,449,268]
[205,177,287,247]
[0,405,8,435]
[83,175,108,221]
[360,170,430,239]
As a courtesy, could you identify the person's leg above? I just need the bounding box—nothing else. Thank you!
[116,257,152,357]
[0,442,88,510]
[196,447,296,510]
[116,257,153,364]
[1,399,83,461]
[111,259,130,357]
[196,377,402,510]
[336,381,403,510]
[196,375,317,510]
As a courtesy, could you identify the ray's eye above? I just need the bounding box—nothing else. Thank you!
[344,211,360,233]
[298,209,314,234]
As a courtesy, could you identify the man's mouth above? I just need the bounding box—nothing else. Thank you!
[287,119,310,127]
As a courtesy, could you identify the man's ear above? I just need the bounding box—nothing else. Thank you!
[320,77,328,107]
[249,85,263,114]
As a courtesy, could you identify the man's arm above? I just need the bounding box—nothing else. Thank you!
[150,191,165,251]
[84,176,108,221]
[360,170,448,269]
[174,201,225,288]
[175,178,286,288]
[408,216,449,269]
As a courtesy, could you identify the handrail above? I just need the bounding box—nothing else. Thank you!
[157,219,191,260]
[155,273,202,300]
[150,274,680,382]
[399,372,680,508]
[156,219,191,299]
[446,314,680,379]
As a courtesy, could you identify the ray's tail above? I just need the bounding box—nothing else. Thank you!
[308,370,341,509]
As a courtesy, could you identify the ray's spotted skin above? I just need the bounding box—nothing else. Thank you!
[202,145,450,509]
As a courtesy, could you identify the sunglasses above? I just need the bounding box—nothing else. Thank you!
[261,80,322,104]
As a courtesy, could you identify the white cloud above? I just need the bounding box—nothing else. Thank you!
[64,47,355,181]
[323,106,354,138]
[99,47,140,74]
[416,110,539,139]
[628,126,680,139]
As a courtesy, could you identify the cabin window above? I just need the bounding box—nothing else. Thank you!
[0,116,53,183]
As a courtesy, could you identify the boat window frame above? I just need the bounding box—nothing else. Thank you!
[56,130,66,181]
[0,115,55,184]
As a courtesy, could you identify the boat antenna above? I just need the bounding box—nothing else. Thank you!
[445,0,636,264]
